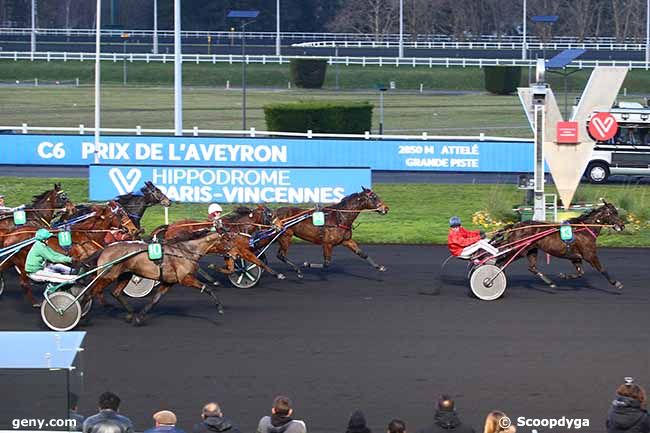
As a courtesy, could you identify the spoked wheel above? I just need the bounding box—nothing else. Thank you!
[68,285,93,317]
[123,275,157,298]
[0,273,4,297]
[41,291,82,331]
[228,258,263,289]
[469,264,507,301]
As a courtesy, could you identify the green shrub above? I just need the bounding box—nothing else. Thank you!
[264,101,373,133]
[290,59,328,88]
[483,66,523,95]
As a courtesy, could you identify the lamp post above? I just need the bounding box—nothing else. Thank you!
[646,0,649,65]
[153,0,158,54]
[521,0,527,60]
[31,0,36,53]
[398,0,403,58]
[275,0,281,56]
[377,83,388,135]
[174,0,182,136]
[227,10,260,131]
[94,0,101,164]
[121,33,129,86]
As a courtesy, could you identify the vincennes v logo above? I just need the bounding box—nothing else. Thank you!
[108,168,142,195]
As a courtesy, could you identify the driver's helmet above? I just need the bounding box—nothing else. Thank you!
[208,203,223,219]
[449,216,462,227]
[35,228,52,241]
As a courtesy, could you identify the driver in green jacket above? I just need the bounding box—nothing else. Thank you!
[25,228,77,283]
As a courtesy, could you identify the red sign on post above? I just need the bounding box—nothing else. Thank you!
[556,121,579,144]
[588,112,619,141]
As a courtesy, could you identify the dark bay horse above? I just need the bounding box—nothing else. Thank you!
[114,181,172,228]
[493,201,625,289]
[271,187,389,278]
[90,231,229,325]
[2,202,138,306]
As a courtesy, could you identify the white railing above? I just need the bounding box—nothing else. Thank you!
[0,124,531,142]
[294,40,647,52]
[2,51,649,69]
[1,27,648,45]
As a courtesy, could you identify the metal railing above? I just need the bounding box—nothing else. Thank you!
[294,40,647,51]
[1,51,649,69]
[0,124,531,142]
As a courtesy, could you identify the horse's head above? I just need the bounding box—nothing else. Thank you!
[360,187,389,215]
[108,201,141,236]
[253,204,275,226]
[593,200,625,232]
[141,181,172,207]
[32,183,71,212]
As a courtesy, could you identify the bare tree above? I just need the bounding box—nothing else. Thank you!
[327,0,399,39]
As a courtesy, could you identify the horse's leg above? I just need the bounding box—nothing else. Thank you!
[341,239,387,272]
[132,283,172,326]
[237,248,285,280]
[559,259,585,280]
[196,266,220,286]
[276,233,302,278]
[178,274,225,314]
[583,251,623,289]
[17,268,40,307]
[109,279,136,322]
[526,248,556,288]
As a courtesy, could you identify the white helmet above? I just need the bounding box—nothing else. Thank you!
[208,203,223,218]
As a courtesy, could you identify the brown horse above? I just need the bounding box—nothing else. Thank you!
[150,204,282,281]
[271,187,389,278]
[89,231,229,325]
[2,202,138,306]
[492,201,625,289]
[0,183,71,244]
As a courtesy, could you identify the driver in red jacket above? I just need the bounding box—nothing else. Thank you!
[447,216,498,258]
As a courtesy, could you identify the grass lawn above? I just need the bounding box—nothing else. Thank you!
[2,177,648,247]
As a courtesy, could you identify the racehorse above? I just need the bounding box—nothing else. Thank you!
[0,183,71,244]
[492,201,625,289]
[115,181,172,228]
[149,204,282,283]
[89,231,230,325]
[1,202,138,306]
[271,187,389,278]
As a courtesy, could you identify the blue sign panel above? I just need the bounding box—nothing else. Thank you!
[0,134,535,172]
[89,165,372,204]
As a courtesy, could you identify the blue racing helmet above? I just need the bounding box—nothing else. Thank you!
[449,216,461,227]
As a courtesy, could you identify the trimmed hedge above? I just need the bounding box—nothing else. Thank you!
[290,59,328,88]
[484,66,522,95]
[264,101,373,134]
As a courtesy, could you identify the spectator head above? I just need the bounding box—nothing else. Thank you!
[437,395,455,412]
[153,410,177,427]
[387,419,406,433]
[483,411,515,433]
[69,393,79,411]
[617,377,647,407]
[346,410,371,433]
[271,396,293,417]
[202,402,223,419]
[98,392,120,411]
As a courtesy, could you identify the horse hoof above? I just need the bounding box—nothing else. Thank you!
[614,281,624,290]
[302,261,310,268]
[559,273,568,279]
[133,315,145,327]
[378,265,387,272]
[296,273,303,279]
[277,273,286,280]
[31,302,42,308]
[216,305,224,315]
[212,281,221,287]
[124,313,134,323]
[550,284,557,289]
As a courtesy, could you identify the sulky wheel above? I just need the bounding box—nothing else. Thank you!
[469,264,507,301]
[68,285,93,317]
[228,258,263,289]
[41,291,82,332]
[0,273,4,297]
[123,275,157,298]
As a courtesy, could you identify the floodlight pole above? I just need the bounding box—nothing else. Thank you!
[94,0,101,164]
[174,0,183,136]
[398,0,404,58]
[521,0,527,60]
[532,59,547,221]
[379,91,384,135]
[242,22,249,130]
[275,0,281,56]
[30,0,36,53]
[646,0,649,66]
[153,0,159,54]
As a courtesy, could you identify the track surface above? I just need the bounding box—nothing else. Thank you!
[1,245,648,433]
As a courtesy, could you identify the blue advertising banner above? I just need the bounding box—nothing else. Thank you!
[89,165,372,203]
[1,134,535,172]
